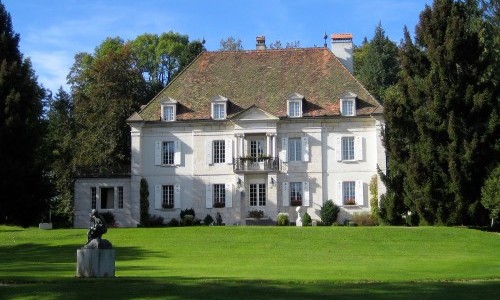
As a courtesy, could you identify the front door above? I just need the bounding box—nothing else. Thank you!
[249,183,266,207]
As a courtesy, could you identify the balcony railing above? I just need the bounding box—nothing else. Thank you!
[233,157,280,172]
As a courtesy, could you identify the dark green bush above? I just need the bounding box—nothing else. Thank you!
[204,214,214,225]
[100,211,116,227]
[145,214,164,227]
[277,213,289,226]
[302,212,312,226]
[140,178,150,226]
[167,218,179,227]
[180,208,195,219]
[181,215,195,226]
[320,200,339,226]
[248,210,264,219]
[215,212,223,226]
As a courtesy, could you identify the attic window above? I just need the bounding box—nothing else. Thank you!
[211,95,228,120]
[340,93,357,117]
[286,93,304,118]
[160,97,178,122]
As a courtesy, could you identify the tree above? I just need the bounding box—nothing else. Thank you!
[354,23,399,103]
[45,87,75,226]
[68,38,148,169]
[219,36,243,51]
[381,0,499,225]
[319,200,340,225]
[481,165,500,227]
[268,40,301,49]
[0,2,49,226]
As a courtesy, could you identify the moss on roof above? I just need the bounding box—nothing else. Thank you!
[138,47,381,121]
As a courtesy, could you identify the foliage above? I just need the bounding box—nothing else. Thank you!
[381,0,499,225]
[268,40,301,49]
[352,212,377,226]
[215,212,223,226]
[180,208,195,219]
[0,2,50,226]
[144,214,164,227]
[247,210,264,219]
[100,211,116,227]
[481,165,500,225]
[302,212,312,226]
[369,175,380,224]
[167,218,179,227]
[219,36,243,51]
[354,22,399,103]
[203,214,214,225]
[181,215,195,226]
[140,178,150,225]
[319,200,340,226]
[276,213,290,226]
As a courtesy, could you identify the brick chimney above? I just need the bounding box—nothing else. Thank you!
[256,36,266,50]
[331,33,353,73]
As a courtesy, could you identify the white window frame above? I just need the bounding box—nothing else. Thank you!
[162,141,175,165]
[249,139,265,162]
[287,100,302,117]
[336,180,364,206]
[290,182,303,205]
[249,183,266,207]
[342,181,356,205]
[213,184,226,207]
[161,104,176,121]
[212,103,226,120]
[155,184,181,210]
[288,138,302,162]
[340,98,356,116]
[212,140,226,164]
[341,136,355,161]
[162,185,175,208]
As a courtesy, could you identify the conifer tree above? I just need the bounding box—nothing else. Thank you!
[0,2,48,226]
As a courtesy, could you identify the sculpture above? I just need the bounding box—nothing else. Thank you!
[83,209,112,249]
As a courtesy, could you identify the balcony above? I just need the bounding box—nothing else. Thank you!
[233,157,280,173]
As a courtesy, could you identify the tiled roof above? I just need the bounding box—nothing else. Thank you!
[137,47,381,121]
[331,33,353,40]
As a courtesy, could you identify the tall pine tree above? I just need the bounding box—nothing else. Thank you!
[0,1,49,226]
[381,0,499,225]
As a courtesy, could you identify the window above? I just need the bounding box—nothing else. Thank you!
[341,137,355,161]
[341,99,355,116]
[290,182,302,206]
[162,141,174,165]
[288,138,302,161]
[213,103,226,120]
[288,101,302,117]
[162,105,175,121]
[213,140,225,164]
[250,140,265,161]
[250,183,266,206]
[162,185,174,209]
[91,187,97,209]
[100,187,115,209]
[213,184,226,207]
[342,181,356,205]
[118,186,124,209]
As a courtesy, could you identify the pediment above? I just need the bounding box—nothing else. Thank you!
[340,91,357,99]
[231,106,278,121]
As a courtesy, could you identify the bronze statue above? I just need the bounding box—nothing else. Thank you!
[84,209,112,249]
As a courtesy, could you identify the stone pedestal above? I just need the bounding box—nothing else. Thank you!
[76,249,115,277]
[39,223,53,230]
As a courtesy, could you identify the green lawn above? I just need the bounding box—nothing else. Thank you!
[0,226,499,299]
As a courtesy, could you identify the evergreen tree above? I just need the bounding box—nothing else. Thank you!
[382,0,498,225]
[0,2,49,226]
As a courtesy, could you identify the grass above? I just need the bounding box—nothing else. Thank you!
[0,226,499,299]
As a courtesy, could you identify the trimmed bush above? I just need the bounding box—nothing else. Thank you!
[180,208,195,219]
[320,200,339,226]
[140,178,150,226]
[204,214,214,225]
[215,212,223,226]
[167,218,179,227]
[182,215,195,226]
[277,213,289,226]
[302,212,312,226]
[248,210,264,219]
[352,212,377,226]
[146,214,164,227]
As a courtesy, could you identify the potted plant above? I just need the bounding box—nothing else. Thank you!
[290,198,302,206]
[247,209,264,219]
[345,198,356,205]
[162,203,174,209]
[213,201,225,208]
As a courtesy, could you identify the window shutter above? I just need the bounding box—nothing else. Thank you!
[302,181,310,206]
[205,184,213,208]
[281,138,288,162]
[225,139,233,165]
[174,184,181,209]
[206,140,213,165]
[282,182,289,206]
[155,141,162,165]
[335,181,343,206]
[174,141,181,165]
[335,137,342,161]
[355,136,363,161]
[155,185,162,209]
[302,136,309,162]
[225,183,233,208]
[356,180,364,206]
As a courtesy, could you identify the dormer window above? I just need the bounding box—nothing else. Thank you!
[160,97,177,122]
[211,95,228,120]
[286,93,304,118]
[340,92,357,117]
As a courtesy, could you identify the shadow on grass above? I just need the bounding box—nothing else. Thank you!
[1,277,499,300]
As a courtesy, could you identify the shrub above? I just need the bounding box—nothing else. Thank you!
[146,214,164,227]
[167,218,179,227]
[180,208,195,220]
[248,210,264,219]
[369,175,380,223]
[320,200,339,226]
[204,214,214,225]
[481,165,500,227]
[140,178,150,226]
[352,212,377,226]
[215,212,223,226]
[277,213,290,226]
[302,212,312,226]
[182,215,195,226]
[100,211,116,227]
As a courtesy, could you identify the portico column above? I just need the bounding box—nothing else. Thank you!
[266,134,271,156]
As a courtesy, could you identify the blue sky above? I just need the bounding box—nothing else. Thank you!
[3,0,431,93]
